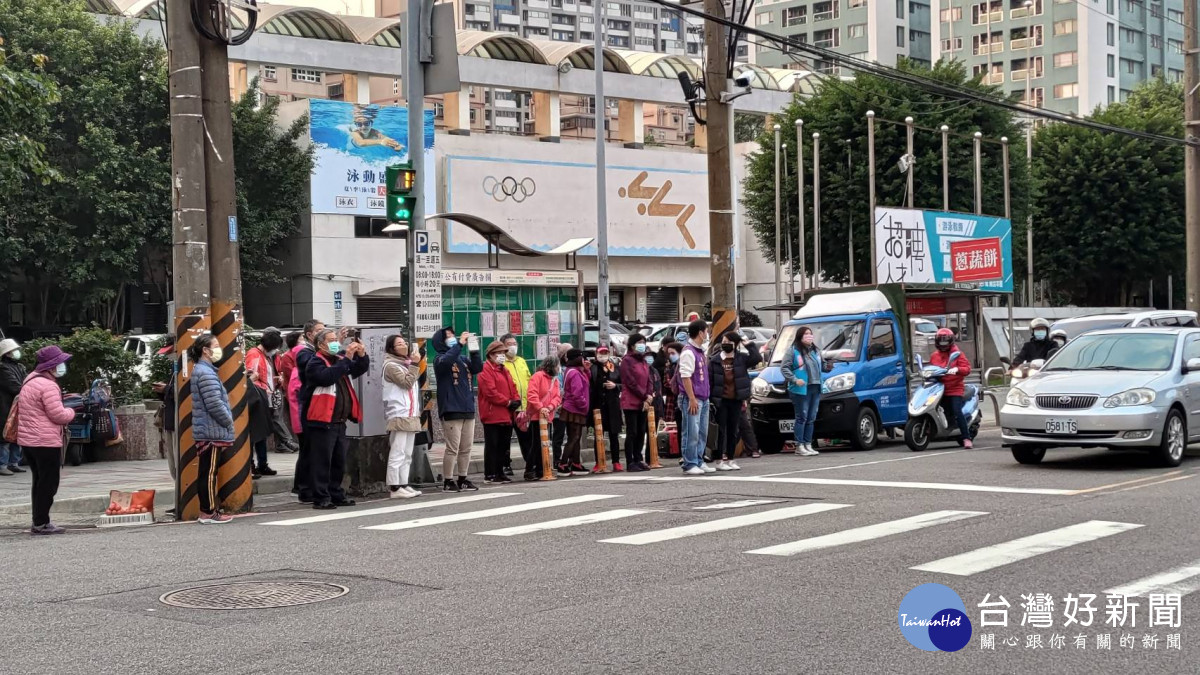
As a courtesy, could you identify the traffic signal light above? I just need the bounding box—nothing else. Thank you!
[385,163,417,226]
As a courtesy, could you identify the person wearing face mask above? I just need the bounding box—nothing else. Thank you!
[551,342,574,468]
[478,341,520,483]
[781,326,824,456]
[432,325,484,492]
[292,319,325,503]
[500,333,532,479]
[676,319,713,475]
[244,328,284,479]
[707,331,759,471]
[186,334,236,523]
[1013,317,1054,368]
[930,328,973,449]
[525,356,562,480]
[382,334,422,498]
[1047,328,1068,359]
[662,341,682,426]
[15,346,77,533]
[617,333,653,472]
[558,349,592,476]
[0,339,28,476]
[304,328,370,510]
[589,344,623,471]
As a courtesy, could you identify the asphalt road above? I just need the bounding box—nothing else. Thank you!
[4,428,1199,674]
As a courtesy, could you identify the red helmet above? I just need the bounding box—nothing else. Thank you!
[935,328,955,351]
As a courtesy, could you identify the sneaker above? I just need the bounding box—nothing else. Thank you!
[390,487,416,499]
[963,439,974,449]
[404,487,423,497]
[443,479,461,493]
[503,466,514,477]
[727,461,741,471]
[627,462,648,472]
[523,471,539,481]
[684,466,706,476]
[556,464,572,477]
[258,466,278,477]
[252,470,262,480]
[612,462,624,472]
[332,499,356,507]
[805,445,820,456]
[700,463,717,473]
[8,465,25,473]
[312,503,336,511]
[0,467,12,476]
[571,464,590,476]
[198,512,233,523]
[495,473,512,483]
[484,475,499,484]
[716,460,734,471]
[638,461,652,471]
[458,477,479,492]
[590,465,605,474]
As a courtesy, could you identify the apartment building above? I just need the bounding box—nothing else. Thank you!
[936,0,1186,115]
[751,0,937,72]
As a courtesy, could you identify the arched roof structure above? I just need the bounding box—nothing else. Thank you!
[618,51,702,80]
[256,5,357,42]
[527,41,633,74]
[339,15,405,47]
[456,31,549,64]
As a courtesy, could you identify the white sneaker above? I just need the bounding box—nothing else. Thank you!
[390,488,416,499]
[404,487,422,497]
[684,466,706,476]
[716,460,734,471]
[805,444,820,456]
[727,461,741,471]
[701,463,718,473]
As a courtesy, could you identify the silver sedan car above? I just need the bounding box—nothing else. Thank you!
[1000,328,1200,467]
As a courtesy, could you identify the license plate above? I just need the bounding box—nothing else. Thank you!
[1046,418,1077,435]
[779,419,795,433]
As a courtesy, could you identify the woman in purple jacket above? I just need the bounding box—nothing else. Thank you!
[618,333,653,472]
[558,349,591,476]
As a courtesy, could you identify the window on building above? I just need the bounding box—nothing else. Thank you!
[1169,68,1184,82]
[1169,8,1184,22]
[1053,19,1076,35]
[848,23,866,37]
[392,78,400,95]
[896,25,906,46]
[942,37,964,51]
[1124,58,1136,74]
[354,217,404,239]
[940,6,962,21]
[1106,0,1113,13]
[1151,64,1162,77]
[1054,82,1078,98]
[1120,88,1131,101]
[1108,85,1115,102]
[291,68,321,84]
[1054,51,1078,68]
[1125,27,1136,43]
[784,7,807,25]
[1169,38,1184,54]
[849,0,868,7]
[261,65,277,81]
[1150,34,1162,49]
[1107,23,1115,45]
[896,0,904,18]
[755,11,773,25]
[1122,0,1134,11]
[1150,2,1161,17]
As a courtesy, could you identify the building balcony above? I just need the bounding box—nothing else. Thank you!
[972,43,1004,55]
[814,10,839,21]
[1011,67,1043,80]
[526,0,550,8]
[498,12,521,25]
[981,71,1005,84]
[1010,36,1042,50]
[526,16,551,27]
[1010,3,1043,19]
[972,10,1004,24]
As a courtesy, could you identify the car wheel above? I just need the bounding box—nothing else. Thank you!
[1011,444,1046,465]
[1154,409,1186,468]
[904,416,933,452]
[850,407,880,451]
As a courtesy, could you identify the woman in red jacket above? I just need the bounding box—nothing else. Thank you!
[477,341,520,483]
[929,328,973,448]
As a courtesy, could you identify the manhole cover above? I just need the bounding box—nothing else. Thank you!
[159,581,349,610]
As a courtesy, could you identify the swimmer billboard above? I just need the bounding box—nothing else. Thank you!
[308,99,435,216]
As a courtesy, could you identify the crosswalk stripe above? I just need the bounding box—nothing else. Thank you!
[593,474,1077,496]
[911,520,1143,576]
[694,499,782,510]
[1104,559,1200,598]
[599,502,852,546]
[361,494,622,531]
[746,510,988,557]
[475,509,650,536]
[259,492,521,526]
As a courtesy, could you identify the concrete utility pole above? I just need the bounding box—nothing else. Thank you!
[408,0,427,345]
[197,10,251,514]
[704,0,737,342]
[165,0,211,521]
[594,0,611,343]
[1185,0,1200,311]
[773,123,781,327]
[1025,0,1035,307]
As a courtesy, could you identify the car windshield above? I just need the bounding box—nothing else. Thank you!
[1052,318,1133,340]
[1044,333,1177,372]
[914,321,938,333]
[770,320,866,365]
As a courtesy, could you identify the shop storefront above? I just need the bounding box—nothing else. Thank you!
[442,269,582,359]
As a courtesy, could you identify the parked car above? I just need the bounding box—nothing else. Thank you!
[122,333,167,382]
[1000,327,1200,467]
[583,321,630,356]
[644,323,688,352]
[1050,310,1198,340]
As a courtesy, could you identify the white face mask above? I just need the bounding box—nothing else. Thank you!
[54,363,67,377]
[495,355,507,365]
[10,350,20,361]
[598,355,610,363]
[506,345,517,356]
[209,346,224,363]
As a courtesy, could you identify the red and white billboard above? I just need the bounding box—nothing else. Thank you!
[950,237,1004,283]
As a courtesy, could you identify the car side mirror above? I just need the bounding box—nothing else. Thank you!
[1186,358,1200,374]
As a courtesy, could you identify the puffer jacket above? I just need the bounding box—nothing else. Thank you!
[477,360,518,425]
[15,372,75,448]
[383,353,421,432]
[286,343,305,433]
[191,360,234,443]
[526,370,562,418]
[0,357,27,428]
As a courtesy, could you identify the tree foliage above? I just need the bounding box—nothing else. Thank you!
[0,38,57,200]
[742,60,1030,286]
[18,327,141,404]
[1032,79,1183,306]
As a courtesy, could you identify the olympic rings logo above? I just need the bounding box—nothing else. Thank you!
[482,176,536,203]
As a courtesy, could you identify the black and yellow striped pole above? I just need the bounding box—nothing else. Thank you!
[174,306,209,521]
[211,300,252,513]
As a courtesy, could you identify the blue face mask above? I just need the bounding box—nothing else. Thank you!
[669,353,679,364]
[635,343,647,354]
[446,336,458,347]
[643,355,654,365]
[675,332,687,343]
[327,341,342,354]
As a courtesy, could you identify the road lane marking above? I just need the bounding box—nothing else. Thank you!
[759,451,965,477]
[694,499,782,510]
[475,509,649,536]
[362,494,621,531]
[599,503,851,546]
[911,520,1143,576]
[259,493,521,526]
[746,510,988,557]
[1069,471,1184,495]
[1105,559,1200,598]
[1112,474,1194,492]
[594,475,1076,495]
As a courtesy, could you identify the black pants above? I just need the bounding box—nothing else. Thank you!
[622,409,647,465]
[714,398,743,461]
[598,400,621,464]
[527,421,546,477]
[253,439,268,471]
[552,418,567,465]
[293,431,310,498]
[738,405,758,455]
[514,424,533,468]
[195,442,220,515]
[563,421,585,467]
[25,446,61,527]
[483,423,513,478]
[307,424,348,505]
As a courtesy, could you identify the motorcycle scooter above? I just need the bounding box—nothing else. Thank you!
[904,353,983,452]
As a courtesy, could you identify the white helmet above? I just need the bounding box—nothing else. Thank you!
[1030,318,1050,339]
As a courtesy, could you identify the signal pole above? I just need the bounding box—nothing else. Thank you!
[1185,0,1200,311]
[704,0,737,343]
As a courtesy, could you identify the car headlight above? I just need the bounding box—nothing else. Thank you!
[752,378,770,397]
[1103,388,1156,408]
[1006,387,1031,407]
[822,373,856,394]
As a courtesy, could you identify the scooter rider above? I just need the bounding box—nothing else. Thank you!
[1047,328,1068,359]
[1013,317,1054,368]
[930,328,973,449]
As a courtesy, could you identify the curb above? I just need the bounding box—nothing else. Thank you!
[0,473,299,517]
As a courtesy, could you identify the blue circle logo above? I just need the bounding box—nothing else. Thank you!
[898,583,972,652]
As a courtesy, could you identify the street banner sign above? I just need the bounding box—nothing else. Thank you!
[874,208,1013,293]
[950,237,1004,283]
[413,228,443,336]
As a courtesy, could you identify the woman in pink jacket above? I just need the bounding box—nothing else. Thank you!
[16,346,76,535]
[525,356,562,480]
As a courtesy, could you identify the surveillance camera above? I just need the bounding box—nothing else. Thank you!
[733,69,754,89]
[557,61,573,75]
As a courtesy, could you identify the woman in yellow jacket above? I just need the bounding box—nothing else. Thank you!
[500,333,532,479]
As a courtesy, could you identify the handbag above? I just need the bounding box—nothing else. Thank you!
[3,395,19,444]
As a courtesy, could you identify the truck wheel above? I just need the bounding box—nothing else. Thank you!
[850,407,880,451]
[1011,444,1046,465]
[66,444,83,467]
[1153,409,1186,468]
[904,417,933,452]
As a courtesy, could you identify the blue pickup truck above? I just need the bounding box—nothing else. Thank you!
[749,288,912,452]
